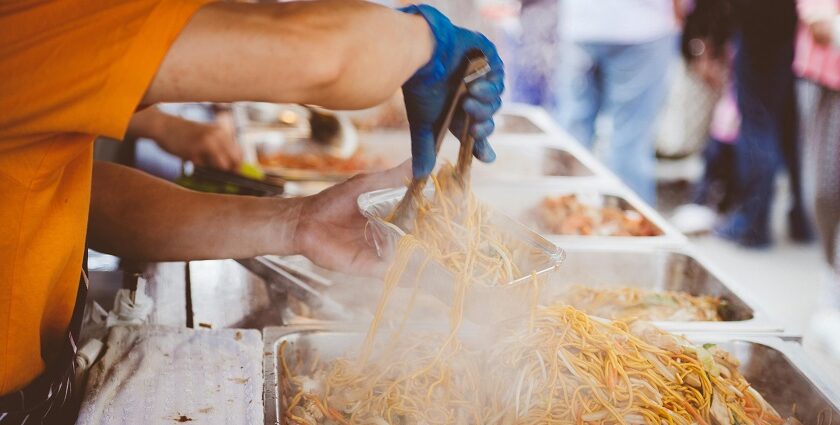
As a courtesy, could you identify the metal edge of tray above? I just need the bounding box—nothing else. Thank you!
[263,324,367,425]
[471,178,688,247]
[242,233,770,334]
[262,327,840,425]
[492,122,678,228]
[656,244,782,333]
[679,333,840,414]
[554,244,782,334]
[497,103,560,135]
[274,245,782,334]
[486,133,620,184]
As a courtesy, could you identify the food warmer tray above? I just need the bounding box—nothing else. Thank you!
[262,326,840,425]
[243,244,779,334]
[545,245,780,333]
[471,179,687,247]
[354,133,604,180]
[495,102,560,135]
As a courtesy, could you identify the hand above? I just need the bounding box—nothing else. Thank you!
[155,118,243,171]
[292,161,411,276]
[400,4,505,177]
[689,53,728,91]
[810,19,834,46]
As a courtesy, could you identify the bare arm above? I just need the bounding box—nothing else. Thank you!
[90,160,410,273]
[143,0,434,110]
[127,107,243,171]
[89,161,298,261]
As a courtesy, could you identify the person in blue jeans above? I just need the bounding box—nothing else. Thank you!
[715,0,813,247]
[555,0,679,204]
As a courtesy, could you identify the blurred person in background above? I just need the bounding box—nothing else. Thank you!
[795,0,840,325]
[670,88,742,234]
[669,0,736,234]
[680,0,812,247]
[717,0,812,247]
[555,0,681,204]
[509,0,559,108]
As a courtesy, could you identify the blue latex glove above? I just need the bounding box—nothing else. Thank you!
[400,4,505,178]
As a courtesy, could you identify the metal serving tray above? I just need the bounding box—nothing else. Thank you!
[244,244,778,334]
[549,245,780,333]
[263,327,840,425]
[472,179,687,247]
[494,103,561,135]
[281,132,598,180]
[474,137,596,178]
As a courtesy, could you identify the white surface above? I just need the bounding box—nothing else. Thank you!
[692,235,824,336]
[189,260,270,329]
[145,262,188,327]
[77,326,263,425]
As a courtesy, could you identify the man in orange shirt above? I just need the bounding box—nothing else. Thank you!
[0,0,505,423]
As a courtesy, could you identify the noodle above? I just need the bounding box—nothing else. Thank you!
[280,165,793,425]
[556,285,723,322]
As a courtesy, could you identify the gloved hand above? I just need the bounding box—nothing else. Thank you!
[400,4,505,178]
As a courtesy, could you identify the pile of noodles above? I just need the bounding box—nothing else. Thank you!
[280,166,791,425]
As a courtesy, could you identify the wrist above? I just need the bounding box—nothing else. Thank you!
[252,196,304,257]
[407,12,435,79]
[261,197,307,255]
[399,4,452,85]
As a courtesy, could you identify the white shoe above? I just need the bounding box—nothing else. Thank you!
[670,204,717,235]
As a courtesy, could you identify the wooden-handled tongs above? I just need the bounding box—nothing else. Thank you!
[391,50,492,231]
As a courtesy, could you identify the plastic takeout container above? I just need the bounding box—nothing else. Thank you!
[357,186,565,324]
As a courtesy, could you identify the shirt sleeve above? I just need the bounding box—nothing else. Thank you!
[0,0,213,140]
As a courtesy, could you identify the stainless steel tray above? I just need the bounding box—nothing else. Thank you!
[495,103,560,135]
[472,179,687,246]
[244,244,779,334]
[549,245,780,333]
[475,137,596,178]
[263,327,840,425]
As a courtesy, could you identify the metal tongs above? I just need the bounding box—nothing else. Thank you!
[391,50,492,231]
[249,256,356,320]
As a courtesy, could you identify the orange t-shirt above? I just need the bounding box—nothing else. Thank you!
[0,0,211,395]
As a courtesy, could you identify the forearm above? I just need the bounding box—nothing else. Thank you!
[144,0,433,110]
[89,161,301,261]
[125,106,169,140]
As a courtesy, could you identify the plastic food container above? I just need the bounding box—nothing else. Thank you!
[356,186,565,324]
